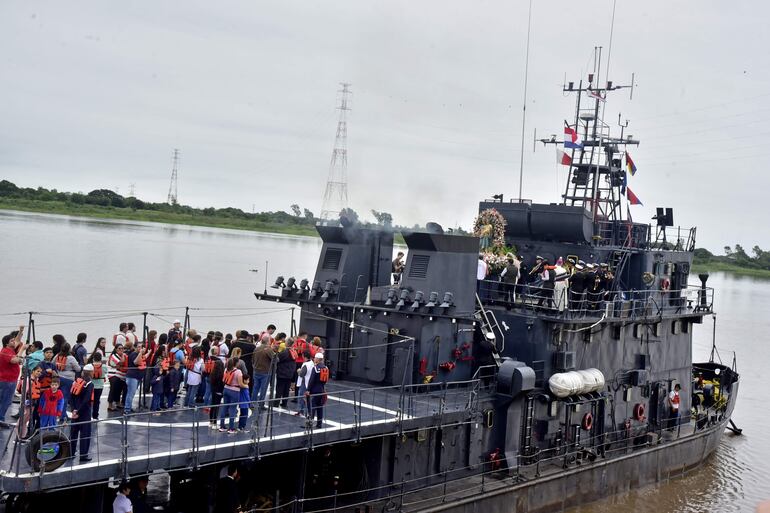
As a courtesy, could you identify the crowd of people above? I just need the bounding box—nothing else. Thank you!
[478,253,616,312]
[0,320,333,466]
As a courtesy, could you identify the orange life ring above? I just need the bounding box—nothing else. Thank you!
[660,279,670,291]
[581,412,593,431]
[633,403,645,421]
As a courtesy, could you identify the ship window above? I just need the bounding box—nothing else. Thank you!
[408,255,430,279]
[322,248,343,270]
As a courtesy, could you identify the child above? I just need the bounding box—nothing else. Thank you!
[238,375,251,431]
[151,355,166,413]
[89,353,105,420]
[165,360,182,409]
[39,377,65,430]
[38,347,56,393]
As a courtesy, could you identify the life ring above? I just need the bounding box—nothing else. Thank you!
[25,429,71,472]
[660,279,670,291]
[581,412,593,431]
[633,403,646,421]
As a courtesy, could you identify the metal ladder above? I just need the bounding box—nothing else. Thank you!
[474,293,505,363]
[520,395,536,463]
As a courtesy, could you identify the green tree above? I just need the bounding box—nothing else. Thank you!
[371,209,393,227]
[290,204,301,217]
[339,208,359,225]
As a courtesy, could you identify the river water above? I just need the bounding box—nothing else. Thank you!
[1,210,767,512]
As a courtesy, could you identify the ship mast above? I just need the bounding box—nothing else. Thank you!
[541,48,637,227]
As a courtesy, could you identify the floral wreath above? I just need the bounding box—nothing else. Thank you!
[473,208,507,248]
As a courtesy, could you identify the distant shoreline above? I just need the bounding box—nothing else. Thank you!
[691,262,770,279]
[0,198,321,238]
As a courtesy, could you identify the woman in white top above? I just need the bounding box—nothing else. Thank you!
[185,347,203,408]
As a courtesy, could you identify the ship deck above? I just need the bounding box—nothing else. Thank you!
[0,379,482,493]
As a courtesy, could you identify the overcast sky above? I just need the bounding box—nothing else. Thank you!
[1,1,768,252]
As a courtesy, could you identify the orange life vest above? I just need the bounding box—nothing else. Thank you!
[161,359,169,372]
[93,363,103,379]
[70,378,94,401]
[55,355,67,372]
[223,369,235,386]
[118,354,128,374]
[318,367,329,383]
[204,359,215,375]
[136,353,147,371]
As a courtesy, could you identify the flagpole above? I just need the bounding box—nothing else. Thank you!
[517,0,533,203]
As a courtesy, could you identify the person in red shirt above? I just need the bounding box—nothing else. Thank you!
[0,326,26,428]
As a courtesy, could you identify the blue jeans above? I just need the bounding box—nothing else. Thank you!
[252,373,269,404]
[151,392,163,411]
[59,377,74,413]
[219,389,239,430]
[203,377,211,405]
[124,377,140,414]
[297,382,308,415]
[186,384,199,407]
[0,381,16,422]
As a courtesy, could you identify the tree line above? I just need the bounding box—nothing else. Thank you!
[0,179,445,232]
[694,244,770,271]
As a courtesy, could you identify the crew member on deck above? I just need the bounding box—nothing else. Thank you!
[667,383,681,430]
[392,251,405,284]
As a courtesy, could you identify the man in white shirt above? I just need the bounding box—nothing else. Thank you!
[113,481,133,513]
[477,254,489,296]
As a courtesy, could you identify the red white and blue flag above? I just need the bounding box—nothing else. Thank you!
[556,149,572,166]
[626,187,643,206]
[564,126,583,149]
[625,152,637,176]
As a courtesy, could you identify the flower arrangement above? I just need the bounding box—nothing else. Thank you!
[473,208,507,248]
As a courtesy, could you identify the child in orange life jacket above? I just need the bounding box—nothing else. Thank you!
[38,347,56,392]
[39,376,65,430]
[88,352,105,420]
[18,366,43,436]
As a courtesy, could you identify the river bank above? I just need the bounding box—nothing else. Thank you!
[0,198,319,237]
[691,262,770,279]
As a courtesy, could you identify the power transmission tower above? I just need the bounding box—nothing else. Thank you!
[128,183,136,197]
[320,83,351,222]
[167,149,180,205]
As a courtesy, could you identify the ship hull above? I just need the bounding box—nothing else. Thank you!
[409,381,739,513]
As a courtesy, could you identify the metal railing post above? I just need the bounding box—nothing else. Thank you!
[121,414,129,481]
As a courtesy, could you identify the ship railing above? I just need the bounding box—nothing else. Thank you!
[593,221,696,251]
[0,376,488,488]
[477,279,713,320]
[594,220,651,248]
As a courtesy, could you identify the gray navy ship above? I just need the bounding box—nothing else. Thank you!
[0,69,740,512]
